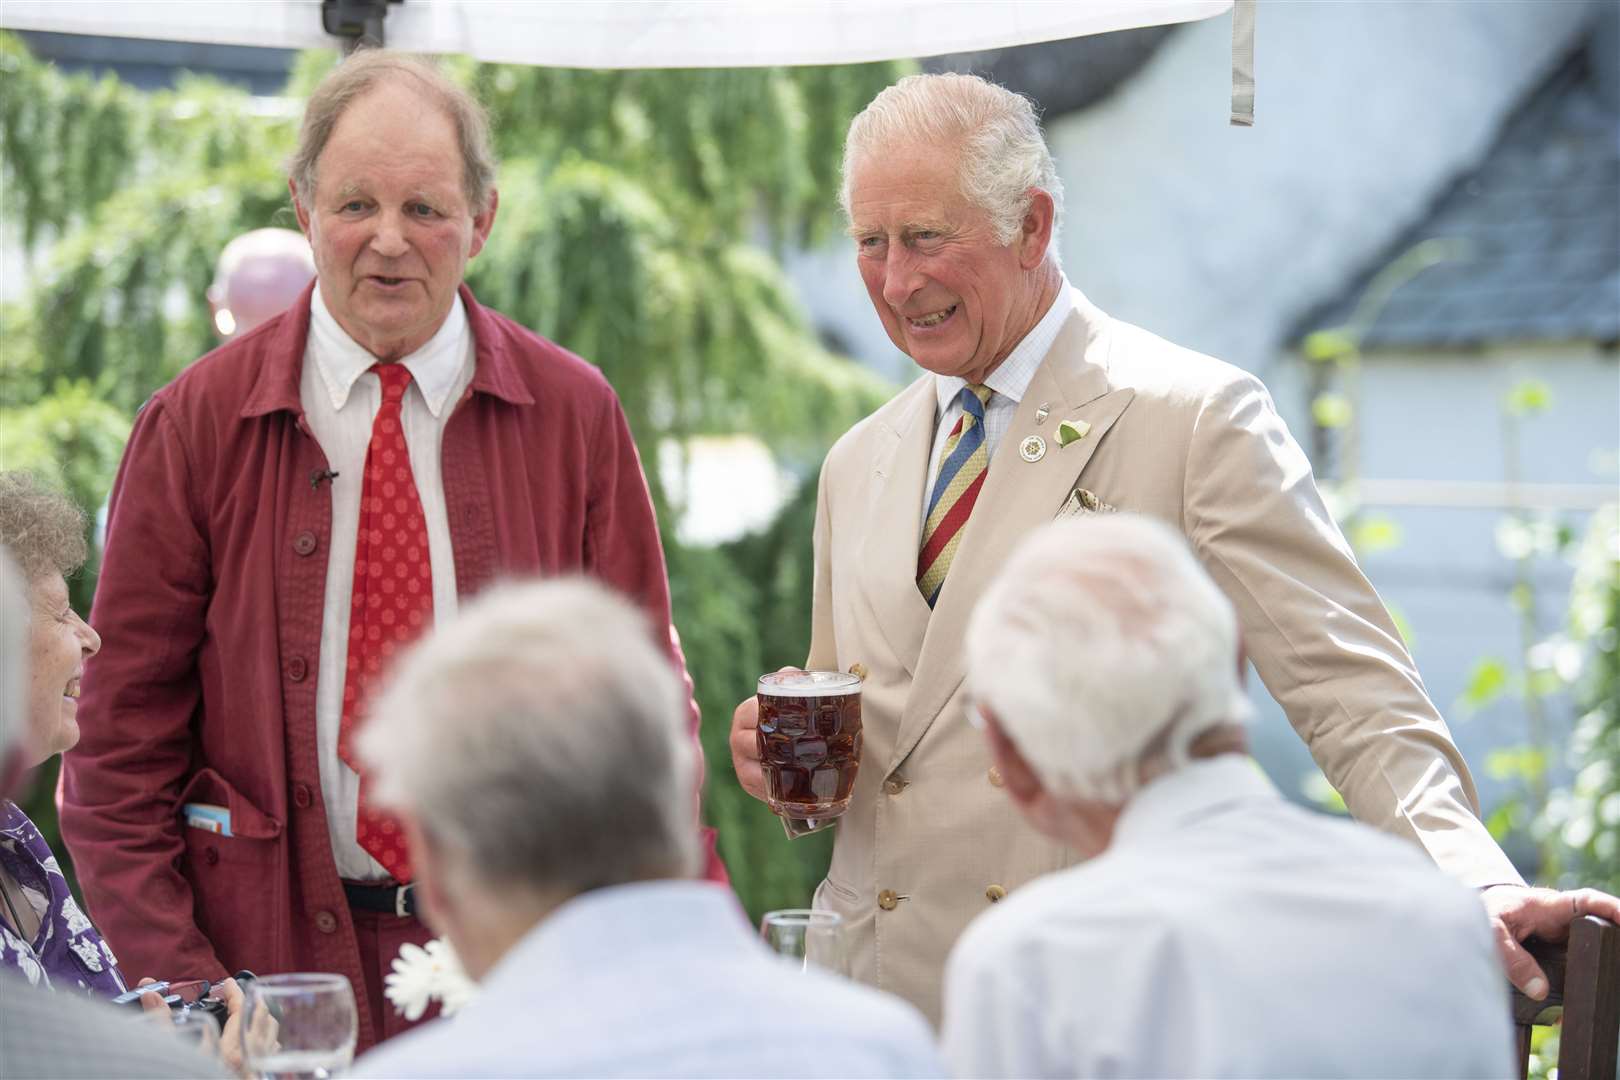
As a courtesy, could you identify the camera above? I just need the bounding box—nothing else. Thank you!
[111,969,257,1026]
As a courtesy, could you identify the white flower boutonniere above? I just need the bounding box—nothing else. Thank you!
[385,938,477,1021]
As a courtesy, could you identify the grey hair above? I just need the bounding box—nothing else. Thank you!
[966,515,1250,804]
[839,72,1064,250]
[289,49,497,214]
[358,578,701,897]
[0,548,27,766]
[0,471,87,584]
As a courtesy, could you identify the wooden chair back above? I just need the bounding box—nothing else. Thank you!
[1511,915,1619,1080]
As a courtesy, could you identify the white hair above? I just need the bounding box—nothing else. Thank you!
[0,548,26,767]
[358,578,701,896]
[839,72,1065,250]
[966,515,1250,805]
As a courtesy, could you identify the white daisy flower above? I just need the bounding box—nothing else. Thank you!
[384,937,476,1020]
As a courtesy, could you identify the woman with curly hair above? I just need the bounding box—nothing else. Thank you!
[0,471,119,995]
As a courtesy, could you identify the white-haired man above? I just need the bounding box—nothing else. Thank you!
[352,579,941,1079]
[944,515,1513,1077]
[730,71,1617,1024]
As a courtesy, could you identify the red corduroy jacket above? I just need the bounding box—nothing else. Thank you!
[61,283,722,1046]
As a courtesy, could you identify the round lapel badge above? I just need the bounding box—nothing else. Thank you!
[1019,434,1047,463]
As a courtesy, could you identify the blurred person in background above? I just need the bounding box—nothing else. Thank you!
[207,227,317,342]
[944,515,1514,1077]
[729,70,1618,1024]
[96,227,315,554]
[0,545,226,1080]
[61,49,719,1052]
[351,579,940,1079]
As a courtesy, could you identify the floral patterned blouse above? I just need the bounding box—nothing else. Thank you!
[0,800,127,996]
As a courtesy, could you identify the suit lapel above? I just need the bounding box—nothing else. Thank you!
[857,378,936,679]
[890,308,1135,771]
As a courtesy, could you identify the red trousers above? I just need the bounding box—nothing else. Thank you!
[350,907,437,1050]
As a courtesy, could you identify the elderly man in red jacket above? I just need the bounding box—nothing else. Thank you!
[62,50,723,1050]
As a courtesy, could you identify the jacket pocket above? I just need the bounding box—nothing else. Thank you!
[176,768,282,971]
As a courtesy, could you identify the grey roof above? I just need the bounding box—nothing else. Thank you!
[925,26,1172,119]
[1296,28,1620,351]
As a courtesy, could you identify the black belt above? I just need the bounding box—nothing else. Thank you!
[342,881,418,918]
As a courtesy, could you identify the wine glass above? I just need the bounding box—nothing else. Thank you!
[242,973,357,1080]
[168,1007,222,1059]
[760,908,846,975]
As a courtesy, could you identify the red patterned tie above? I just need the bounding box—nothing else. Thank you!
[337,362,432,883]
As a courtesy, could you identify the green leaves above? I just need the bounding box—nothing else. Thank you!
[1459,656,1511,712]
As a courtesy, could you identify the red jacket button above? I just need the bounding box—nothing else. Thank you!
[292,531,318,556]
[286,656,308,682]
[315,911,338,934]
[293,783,312,809]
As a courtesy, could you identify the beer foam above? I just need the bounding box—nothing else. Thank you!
[757,670,861,696]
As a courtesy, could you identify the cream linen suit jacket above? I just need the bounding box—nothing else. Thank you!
[805,291,1522,1026]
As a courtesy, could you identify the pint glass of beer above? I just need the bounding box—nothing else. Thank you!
[756,670,863,837]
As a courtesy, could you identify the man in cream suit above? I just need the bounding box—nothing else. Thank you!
[731,72,1617,1027]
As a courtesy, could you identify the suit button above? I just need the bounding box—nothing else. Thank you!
[293,783,313,809]
[877,889,899,911]
[986,884,1007,903]
[292,531,318,556]
[987,766,1005,788]
[849,662,869,681]
[204,846,219,866]
[286,656,308,682]
[882,776,908,796]
[315,911,338,934]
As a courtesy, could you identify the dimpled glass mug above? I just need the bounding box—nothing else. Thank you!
[756,670,863,838]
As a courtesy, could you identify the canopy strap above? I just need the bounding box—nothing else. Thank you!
[1230,0,1257,127]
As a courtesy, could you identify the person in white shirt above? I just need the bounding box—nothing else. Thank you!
[352,578,941,1079]
[943,514,1516,1078]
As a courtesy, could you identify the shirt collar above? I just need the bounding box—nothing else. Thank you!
[934,273,1081,414]
[1110,755,1280,851]
[307,285,470,417]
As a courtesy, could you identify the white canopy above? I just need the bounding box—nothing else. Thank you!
[0,0,1232,68]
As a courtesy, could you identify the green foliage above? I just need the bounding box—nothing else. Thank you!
[1458,656,1511,712]
[1310,391,1353,429]
[671,477,837,922]
[1541,505,1620,893]
[1503,377,1553,417]
[0,32,909,918]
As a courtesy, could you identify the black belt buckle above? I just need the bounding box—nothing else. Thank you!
[343,881,417,917]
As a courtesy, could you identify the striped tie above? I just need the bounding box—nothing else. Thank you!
[918,383,993,607]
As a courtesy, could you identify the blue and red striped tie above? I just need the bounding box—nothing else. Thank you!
[918,384,993,607]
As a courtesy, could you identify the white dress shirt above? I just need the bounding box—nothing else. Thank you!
[921,277,1079,522]
[941,756,1515,1079]
[353,880,943,1078]
[301,289,475,881]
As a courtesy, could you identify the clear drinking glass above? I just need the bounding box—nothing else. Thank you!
[168,1007,222,1059]
[756,670,864,838]
[760,908,846,975]
[242,973,358,1080]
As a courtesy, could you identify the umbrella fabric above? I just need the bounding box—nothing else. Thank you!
[0,0,1232,68]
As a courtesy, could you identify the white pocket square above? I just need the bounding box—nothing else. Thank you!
[1057,487,1116,518]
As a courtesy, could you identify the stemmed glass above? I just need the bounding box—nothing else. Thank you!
[761,908,847,975]
[242,973,358,1080]
[167,1007,222,1059]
